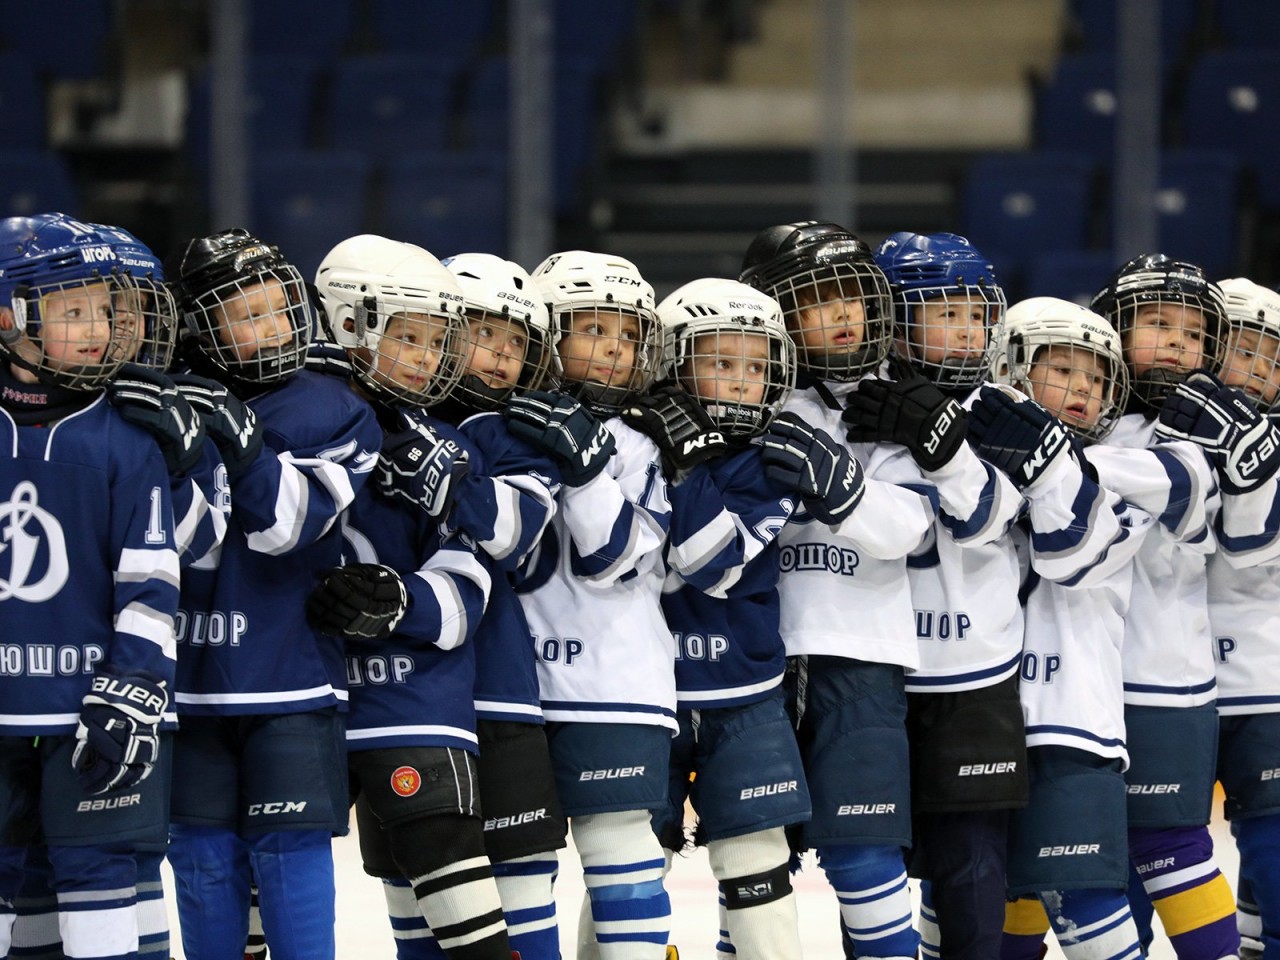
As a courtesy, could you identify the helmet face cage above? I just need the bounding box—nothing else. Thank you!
[894,283,1006,388]
[186,266,312,385]
[347,298,471,408]
[1217,277,1280,413]
[1090,257,1227,413]
[768,260,894,382]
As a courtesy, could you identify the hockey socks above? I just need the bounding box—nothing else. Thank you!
[1235,872,1262,957]
[1129,825,1240,959]
[913,810,1010,960]
[1002,896,1050,960]
[491,852,559,960]
[1235,813,1280,957]
[707,829,801,960]
[816,843,919,960]
[249,829,336,960]
[6,844,59,960]
[135,849,169,958]
[245,882,267,959]
[1040,888,1142,959]
[48,843,139,960]
[168,824,251,960]
[573,811,671,959]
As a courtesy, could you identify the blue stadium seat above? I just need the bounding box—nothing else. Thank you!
[380,152,507,258]
[0,150,78,216]
[251,151,371,281]
[1025,250,1117,306]
[963,151,1097,286]
[1212,0,1280,50]
[0,53,45,149]
[1035,53,1118,167]
[554,0,638,75]
[325,56,461,161]
[2,0,112,80]
[1183,49,1280,210]
[371,0,496,62]
[249,0,354,59]
[1066,0,1199,67]
[1153,149,1241,279]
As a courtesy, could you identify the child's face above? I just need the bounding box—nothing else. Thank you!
[1025,344,1109,432]
[908,295,988,365]
[683,331,771,407]
[212,277,296,361]
[1220,326,1280,407]
[557,309,641,387]
[371,313,448,394]
[792,279,866,357]
[38,281,116,371]
[465,314,528,389]
[1123,302,1207,378]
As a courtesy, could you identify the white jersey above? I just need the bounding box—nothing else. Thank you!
[1208,553,1280,715]
[1089,415,1218,708]
[519,419,677,731]
[776,380,935,667]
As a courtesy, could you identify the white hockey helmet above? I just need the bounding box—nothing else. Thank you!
[1217,277,1280,412]
[657,277,796,438]
[532,249,661,414]
[314,234,468,408]
[992,296,1129,441]
[442,252,553,411]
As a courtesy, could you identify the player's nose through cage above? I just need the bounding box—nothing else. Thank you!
[1218,276,1280,415]
[170,229,312,386]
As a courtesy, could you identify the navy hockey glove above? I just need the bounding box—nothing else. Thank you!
[72,665,168,796]
[303,336,354,380]
[106,364,206,476]
[620,383,729,477]
[967,386,1073,490]
[306,563,409,640]
[842,359,967,471]
[761,412,865,524]
[377,423,471,520]
[503,389,616,486]
[171,374,264,480]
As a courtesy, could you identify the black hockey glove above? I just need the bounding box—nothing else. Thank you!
[72,665,168,796]
[761,412,865,524]
[171,374,264,480]
[1156,371,1280,493]
[842,359,967,471]
[377,423,471,520]
[620,383,729,477]
[967,386,1073,491]
[107,365,206,476]
[306,563,409,640]
[503,389,616,486]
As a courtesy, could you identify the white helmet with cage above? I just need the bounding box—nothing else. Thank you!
[532,249,661,414]
[657,277,796,438]
[1217,277,1280,412]
[442,252,553,411]
[314,234,468,408]
[992,296,1129,441]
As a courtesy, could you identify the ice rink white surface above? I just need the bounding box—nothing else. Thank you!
[162,804,1239,958]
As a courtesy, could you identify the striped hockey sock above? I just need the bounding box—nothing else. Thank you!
[573,811,671,960]
[1130,825,1239,960]
[1040,888,1143,959]
[491,852,560,960]
[817,843,919,959]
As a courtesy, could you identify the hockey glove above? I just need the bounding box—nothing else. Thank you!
[761,412,865,524]
[620,383,729,477]
[842,359,967,471]
[72,665,168,796]
[171,374,264,480]
[967,386,1073,491]
[107,365,206,476]
[303,336,354,380]
[307,563,409,640]
[503,389,616,486]
[377,423,471,520]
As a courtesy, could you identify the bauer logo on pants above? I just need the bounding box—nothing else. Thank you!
[391,766,422,797]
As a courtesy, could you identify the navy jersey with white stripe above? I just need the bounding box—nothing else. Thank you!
[174,372,380,716]
[663,443,800,708]
[0,395,179,734]
[169,444,227,570]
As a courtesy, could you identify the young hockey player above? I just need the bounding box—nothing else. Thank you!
[858,232,1027,960]
[0,213,180,960]
[976,297,1150,959]
[737,221,940,960]
[163,228,381,960]
[1201,277,1280,959]
[502,250,675,959]
[309,233,521,960]
[1085,255,1280,959]
[629,277,811,960]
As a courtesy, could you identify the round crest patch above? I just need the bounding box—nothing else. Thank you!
[390,765,422,797]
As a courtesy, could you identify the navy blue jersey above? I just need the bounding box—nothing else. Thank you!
[170,443,227,570]
[663,445,799,708]
[0,395,180,734]
[449,412,556,724]
[174,372,380,716]
[340,454,491,753]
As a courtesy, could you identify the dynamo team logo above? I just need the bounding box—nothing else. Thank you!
[0,481,69,602]
[390,765,422,798]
